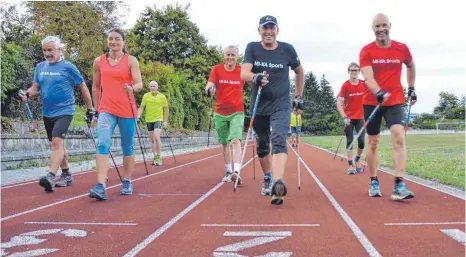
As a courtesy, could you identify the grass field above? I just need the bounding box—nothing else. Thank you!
[302,133,465,190]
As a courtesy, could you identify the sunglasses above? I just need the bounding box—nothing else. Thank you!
[348,69,360,72]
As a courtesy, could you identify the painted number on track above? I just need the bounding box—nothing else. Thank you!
[213,231,293,257]
[1,228,87,256]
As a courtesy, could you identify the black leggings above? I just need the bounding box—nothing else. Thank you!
[345,119,365,150]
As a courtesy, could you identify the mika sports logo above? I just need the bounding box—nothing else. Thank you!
[219,80,241,85]
[372,59,401,64]
[254,61,284,69]
[348,92,364,97]
[40,71,61,76]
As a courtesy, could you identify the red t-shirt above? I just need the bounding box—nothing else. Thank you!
[359,40,413,106]
[208,64,244,116]
[338,79,367,119]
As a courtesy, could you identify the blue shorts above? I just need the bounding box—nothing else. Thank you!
[96,112,136,156]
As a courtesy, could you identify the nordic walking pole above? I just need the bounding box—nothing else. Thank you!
[207,92,214,147]
[252,129,256,180]
[404,96,412,135]
[84,115,123,183]
[162,126,177,164]
[333,125,348,160]
[125,84,150,175]
[346,104,381,151]
[19,90,38,131]
[234,72,266,192]
[295,110,301,190]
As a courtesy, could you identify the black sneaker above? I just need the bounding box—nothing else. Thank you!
[271,179,288,205]
[39,173,55,192]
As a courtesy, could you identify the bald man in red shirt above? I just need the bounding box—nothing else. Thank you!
[359,13,417,201]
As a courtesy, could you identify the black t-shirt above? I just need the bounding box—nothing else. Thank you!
[243,41,301,115]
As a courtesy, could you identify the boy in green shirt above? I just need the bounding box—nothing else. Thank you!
[138,81,169,166]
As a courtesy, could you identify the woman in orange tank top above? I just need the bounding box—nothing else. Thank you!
[88,28,144,201]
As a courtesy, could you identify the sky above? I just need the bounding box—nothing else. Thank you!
[121,0,465,114]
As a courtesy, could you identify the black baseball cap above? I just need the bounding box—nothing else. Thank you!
[259,15,278,27]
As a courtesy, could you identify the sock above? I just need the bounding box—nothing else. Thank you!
[61,168,70,175]
[395,177,403,185]
[225,164,232,172]
[48,172,56,178]
[233,163,241,172]
[348,160,354,166]
[355,156,360,162]
[264,172,272,180]
[371,176,378,182]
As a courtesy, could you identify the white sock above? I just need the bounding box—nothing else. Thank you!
[225,164,232,172]
[234,163,241,172]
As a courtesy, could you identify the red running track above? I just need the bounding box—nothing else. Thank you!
[1,143,464,257]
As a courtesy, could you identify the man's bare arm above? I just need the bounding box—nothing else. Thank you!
[78,82,93,109]
[406,61,416,88]
[360,66,382,94]
[26,82,40,98]
[163,105,169,123]
[240,63,255,84]
[294,65,304,96]
[336,97,346,118]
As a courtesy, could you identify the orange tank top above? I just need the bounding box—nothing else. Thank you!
[98,53,137,118]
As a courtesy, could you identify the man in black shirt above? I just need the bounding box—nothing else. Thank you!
[241,15,304,205]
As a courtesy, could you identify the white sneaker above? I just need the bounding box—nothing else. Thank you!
[222,171,233,182]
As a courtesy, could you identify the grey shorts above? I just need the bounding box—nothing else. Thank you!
[252,108,291,158]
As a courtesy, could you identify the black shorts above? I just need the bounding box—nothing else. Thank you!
[43,115,73,142]
[364,104,405,135]
[147,121,162,132]
[252,108,290,158]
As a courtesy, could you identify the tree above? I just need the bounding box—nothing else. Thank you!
[434,92,464,120]
[127,4,223,131]
[23,1,129,99]
[0,3,33,43]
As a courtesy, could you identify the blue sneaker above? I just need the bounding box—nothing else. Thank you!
[347,166,356,175]
[391,182,415,200]
[261,176,273,196]
[120,179,133,195]
[368,180,382,197]
[355,162,363,173]
[89,183,107,200]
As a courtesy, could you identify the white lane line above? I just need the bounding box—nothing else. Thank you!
[303,143,465,200]
[138,194,204,197]
[122,156,256,257]
[223,231,292,237]
[0,153,221,222]
[1,147,221,189]
[384,222,466,226]
[440,229,466,245]
[24,221,137,226]
[201,224,320,227]
[290,147,382,257]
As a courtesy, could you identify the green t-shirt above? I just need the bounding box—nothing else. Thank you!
[141,92,168,122]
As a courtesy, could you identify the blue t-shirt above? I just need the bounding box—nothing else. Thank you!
[33,59,84,117]
[243,41,301,115]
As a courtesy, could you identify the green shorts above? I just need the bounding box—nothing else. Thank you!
[214,112,245,145]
